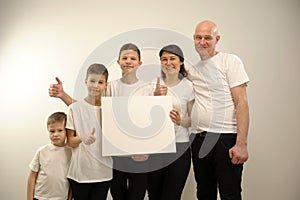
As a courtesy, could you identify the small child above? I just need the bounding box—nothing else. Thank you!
[66,63,112,200]
[27,111,72,200]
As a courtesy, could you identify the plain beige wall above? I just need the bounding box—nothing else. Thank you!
[1,0,299,199]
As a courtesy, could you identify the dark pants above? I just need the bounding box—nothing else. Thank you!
[110,157,148,200]
[147,142,191,200]
[190,132,243,200]
[68,178,110,200]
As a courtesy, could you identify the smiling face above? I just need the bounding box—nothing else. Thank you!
[193,20,220,59]
[160,51,182,77]
[117,50,142,75]
[85,74,108,99]
[48,121,67,147]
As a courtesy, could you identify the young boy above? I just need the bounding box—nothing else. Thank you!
[66,63,112,200]
[27,112,72,200]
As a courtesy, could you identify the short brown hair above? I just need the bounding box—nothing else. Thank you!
[86,63,109,81]
[47,112,66,126]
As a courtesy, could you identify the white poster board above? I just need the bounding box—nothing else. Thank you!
[102,96,176,156]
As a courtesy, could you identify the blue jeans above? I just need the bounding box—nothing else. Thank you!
[190,132,243,200]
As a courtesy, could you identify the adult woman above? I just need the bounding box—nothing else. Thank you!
[148,44,194,200]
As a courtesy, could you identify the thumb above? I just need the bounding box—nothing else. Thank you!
[229,149,233,159]
[55,77,62,84]
[156,76,160,86]
[91,128,95,135]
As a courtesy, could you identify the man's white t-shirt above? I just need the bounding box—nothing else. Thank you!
[186,52,250,134]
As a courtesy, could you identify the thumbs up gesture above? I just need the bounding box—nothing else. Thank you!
[83,128,96,145]
[49,77,65,98]
[154,77,168,96]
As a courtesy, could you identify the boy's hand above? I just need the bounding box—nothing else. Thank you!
[49,77,65,98]
[131,154,149,161]
[154,77,167,96]
[82,128,96,145]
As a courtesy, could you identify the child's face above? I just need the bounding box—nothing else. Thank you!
[117,50,142,75]
[85,74,108,98]
[48,121,67,147]
[160,51,182,76]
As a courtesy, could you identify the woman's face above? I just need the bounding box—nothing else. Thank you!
[160,51,182,77]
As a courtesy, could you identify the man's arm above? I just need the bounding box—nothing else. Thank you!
[229,83,249,164]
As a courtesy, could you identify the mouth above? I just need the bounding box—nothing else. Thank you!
[165,66,175,71]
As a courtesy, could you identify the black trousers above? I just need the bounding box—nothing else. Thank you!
[147,142,191,200]
[68,178,110,200]
[190,133,243,200]
[110,157,148,200]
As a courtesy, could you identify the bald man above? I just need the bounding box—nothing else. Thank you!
[186,20,250,200]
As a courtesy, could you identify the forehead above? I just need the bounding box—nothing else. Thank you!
[161,51,179,58]
[48,121,65,129]
[119,49,139,57]
[195,24,214,35]
[87,73,106,80]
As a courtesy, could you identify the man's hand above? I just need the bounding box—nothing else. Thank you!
[229,143,248,164]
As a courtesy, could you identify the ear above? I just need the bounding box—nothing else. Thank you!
[216,35,221,43]
[138,60,142,66]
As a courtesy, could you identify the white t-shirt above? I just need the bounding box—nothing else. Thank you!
[66,100,113,183]
[160,78,195,142]
[107,79,153,96]
[186,52,250,134]
[29,143,71,200]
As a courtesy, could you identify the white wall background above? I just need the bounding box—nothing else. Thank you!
[0,0,299,199]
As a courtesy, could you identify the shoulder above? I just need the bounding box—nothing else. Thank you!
[219,52,243,64]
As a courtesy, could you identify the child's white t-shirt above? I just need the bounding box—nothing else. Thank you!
[29,143,71,200]
[66,100,113,183]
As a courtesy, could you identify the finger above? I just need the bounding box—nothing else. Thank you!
[55,77,62,84]
[229,149,233,159]
[91,128,95,135]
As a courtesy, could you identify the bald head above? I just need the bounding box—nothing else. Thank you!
[193,20,220,58]
[195,20,219,36]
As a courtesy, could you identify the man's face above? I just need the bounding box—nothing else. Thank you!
[193,24,220,59]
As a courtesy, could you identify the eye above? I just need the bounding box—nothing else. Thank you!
[204,35,213,40]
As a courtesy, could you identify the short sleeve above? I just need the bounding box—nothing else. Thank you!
[66,105,75,130]
[29,149,40,172]
[226,54,250,88]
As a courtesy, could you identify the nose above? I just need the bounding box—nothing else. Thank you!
[165,59,171,66]
[53,131,59,137]
[199,38,206,45]
[125,58,131,64]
